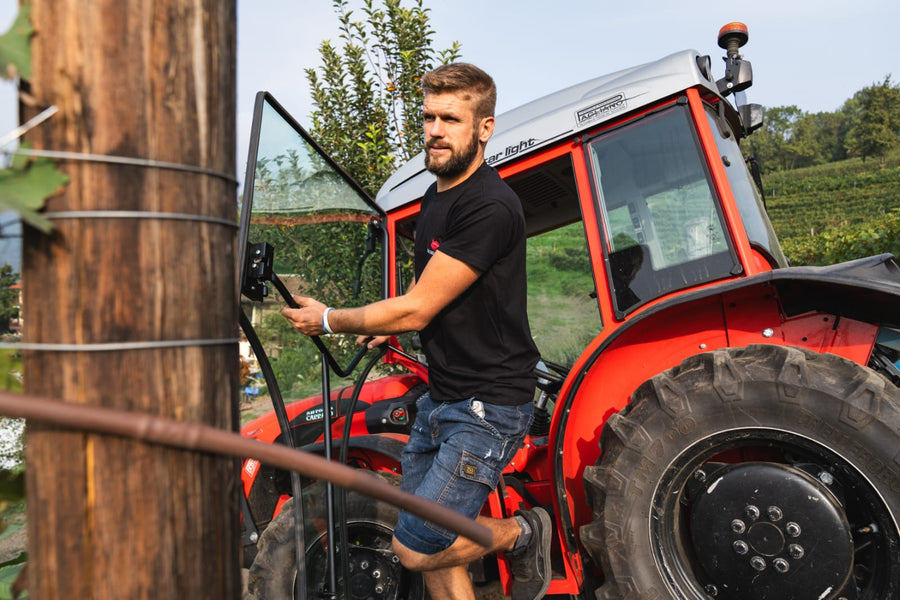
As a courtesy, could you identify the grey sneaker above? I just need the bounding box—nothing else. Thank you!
[505,506,552,600]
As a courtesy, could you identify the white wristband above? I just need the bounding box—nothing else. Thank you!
[322,307,335,334]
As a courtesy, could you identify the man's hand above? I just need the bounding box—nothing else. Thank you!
[281,295,328,336]
[358,335,390,350]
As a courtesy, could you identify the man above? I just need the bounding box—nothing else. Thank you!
[281,62,551,600]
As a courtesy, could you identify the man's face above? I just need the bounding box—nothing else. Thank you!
[422,91,490,180]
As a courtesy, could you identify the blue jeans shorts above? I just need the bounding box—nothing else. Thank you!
[393,392,533,555]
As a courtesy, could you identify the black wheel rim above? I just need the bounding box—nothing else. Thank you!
[303,521,423,600]
[650,428,900,600]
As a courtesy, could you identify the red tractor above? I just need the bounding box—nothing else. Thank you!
[238,23,900,600]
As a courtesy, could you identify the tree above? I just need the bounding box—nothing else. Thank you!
[746,104,852,173]
[305,0,461,196]
[745,105,805,172]
[844,75,900,166]
[796,110,848,165]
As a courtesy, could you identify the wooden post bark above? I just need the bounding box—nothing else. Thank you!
[20,1,239,597]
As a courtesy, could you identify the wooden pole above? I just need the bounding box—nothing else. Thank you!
[20,1,239,597]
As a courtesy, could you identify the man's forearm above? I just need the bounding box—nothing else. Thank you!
[283,251,478,338]
[327,295,428,336]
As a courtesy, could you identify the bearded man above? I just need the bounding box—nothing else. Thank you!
[282,62,551,600]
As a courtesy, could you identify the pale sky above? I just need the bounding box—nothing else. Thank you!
[2,0,898,178]
[0,0,898,255]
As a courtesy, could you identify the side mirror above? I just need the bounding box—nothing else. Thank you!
[739,103,764,136]
[241,242,274,302]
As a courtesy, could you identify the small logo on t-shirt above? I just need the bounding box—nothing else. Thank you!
[428,238,441,255]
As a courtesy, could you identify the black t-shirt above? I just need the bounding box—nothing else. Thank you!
[415,162,539,406]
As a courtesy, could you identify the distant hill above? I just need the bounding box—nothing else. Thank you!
[762,150,900,266]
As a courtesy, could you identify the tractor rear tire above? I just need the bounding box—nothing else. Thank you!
[581,344,900,600]
[245,471,427,600]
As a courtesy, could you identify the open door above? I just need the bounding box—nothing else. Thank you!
[237,93,389,600]
[238,92,386,399]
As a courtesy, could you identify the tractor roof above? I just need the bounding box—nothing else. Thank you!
[375,49,725,213]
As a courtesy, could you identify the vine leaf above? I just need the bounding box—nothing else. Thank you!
[0,149,66,233]
[0,3,32,80]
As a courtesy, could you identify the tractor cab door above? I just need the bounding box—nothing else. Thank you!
[237,92,387,400]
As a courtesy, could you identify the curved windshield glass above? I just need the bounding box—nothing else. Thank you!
[704,105,788,268]
[588,105,740,316]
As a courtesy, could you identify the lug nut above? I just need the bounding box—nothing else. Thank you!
[773,558,790,573]
[360,560,369,570]
[391,555,400,564]
[372,569,381,579]
[750,556,767,571]
[704,584,719,596]
[767,506,783,521]
[694,469,707,483]
[733,540,749,555]
[745,505,760,521]
[785,522,802,538]
[731,519,746,534]
[375,584,384,595]
[819,471,834,485]
[788,544,805,559]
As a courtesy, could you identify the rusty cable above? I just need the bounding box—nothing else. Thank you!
[0,390,493,547]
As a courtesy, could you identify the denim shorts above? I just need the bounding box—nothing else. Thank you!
[393,392,533,555]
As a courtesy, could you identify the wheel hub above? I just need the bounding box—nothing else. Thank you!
[347,546,401,600]
[689,462,853,599]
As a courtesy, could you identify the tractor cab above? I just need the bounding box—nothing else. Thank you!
[376,24,784,351]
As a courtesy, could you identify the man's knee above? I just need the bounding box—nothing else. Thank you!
[392,535,435,572]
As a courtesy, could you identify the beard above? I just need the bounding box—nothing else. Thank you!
[424,128,481,178]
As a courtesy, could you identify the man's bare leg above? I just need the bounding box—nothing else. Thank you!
[393,516,521,600]
[423,566,476,600]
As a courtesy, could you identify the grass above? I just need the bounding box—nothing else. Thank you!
[526,222,604,366]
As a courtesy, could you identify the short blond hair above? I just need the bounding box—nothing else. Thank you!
[422,63,497,121]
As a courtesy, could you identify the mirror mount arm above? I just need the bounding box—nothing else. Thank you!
[241,241,371,378]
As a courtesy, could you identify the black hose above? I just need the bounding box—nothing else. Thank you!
[335,344,388,597]
[239,309,308,600]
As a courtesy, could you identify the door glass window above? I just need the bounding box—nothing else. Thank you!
[238,93,384,401]
[588,106,739,315]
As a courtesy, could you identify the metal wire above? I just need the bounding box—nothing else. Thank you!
[0,338,240,352]
[6,147,238,184]
[44,210,238,229]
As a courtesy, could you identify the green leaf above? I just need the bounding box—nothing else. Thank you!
[0,156,66,233]
[0,4,33,80]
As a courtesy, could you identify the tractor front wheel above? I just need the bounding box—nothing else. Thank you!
[245,471,427,600]
[581,345,900,600]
